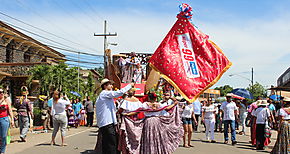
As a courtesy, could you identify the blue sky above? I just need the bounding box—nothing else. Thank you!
[1,0,290,89]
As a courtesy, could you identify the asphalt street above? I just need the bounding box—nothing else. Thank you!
[6,127,274,154]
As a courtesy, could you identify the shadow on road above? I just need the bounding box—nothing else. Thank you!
[80,150,96,154]
[35,143,62,147]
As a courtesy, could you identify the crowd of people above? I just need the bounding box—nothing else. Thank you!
[0,78,289,154]
[95,78,290,154]
[0,85,97,153]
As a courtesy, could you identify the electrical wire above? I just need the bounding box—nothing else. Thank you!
[0,11,98,53]
[12,0,98,52]
[0,45,104,65]
[0,26,102,56]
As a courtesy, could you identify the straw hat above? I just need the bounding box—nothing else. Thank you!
[256,100,262,106]
[100,78,112,86]
[283,97,290,102]
[258,100,269,106]
[226,93,233,97]
[175,96,183,101]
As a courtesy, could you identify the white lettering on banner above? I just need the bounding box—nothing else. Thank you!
[177,33,200,78]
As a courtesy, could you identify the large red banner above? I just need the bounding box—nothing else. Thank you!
[149,4,232,102]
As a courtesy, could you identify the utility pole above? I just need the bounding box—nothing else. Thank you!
[78,52,80,93]
[251,67,254,87]
[94,20,117,77]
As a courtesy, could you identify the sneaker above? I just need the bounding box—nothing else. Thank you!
[232,141,237,146]
[224,141,228,144]
[20,137,26,142]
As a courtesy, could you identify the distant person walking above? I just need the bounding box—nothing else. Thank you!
[252,100,273,150]
[50,91,70,146]
[14,86,33,142]
[193,99,202,132]
[202,100,217,143]
[73,98,83,128]
[220,94,239,145]
[0,88,14,154]
[85,96,94,127]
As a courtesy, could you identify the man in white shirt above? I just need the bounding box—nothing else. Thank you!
[95,79,134,154]
[220,94,239,145]
[193,99,202,132]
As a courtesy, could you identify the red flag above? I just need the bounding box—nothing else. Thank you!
[149,4,232,102]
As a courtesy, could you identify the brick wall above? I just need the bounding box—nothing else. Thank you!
[0,46,5,63]
[13,49,24,63]
[0,37,6,63]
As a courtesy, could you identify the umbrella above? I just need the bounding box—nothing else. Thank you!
[269,95,281,101]
[231,88,253,99]
[231,93,245,100]
[70,91,81,97]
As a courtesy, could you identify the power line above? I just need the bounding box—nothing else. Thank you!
[0,45,104,65]
[3,21,80,50]
[70,0,100,25]
[12,0,98,53]
[67,63,101,68]
[50,0,95,33]
[0,11,98,53]
[0,29,102,57]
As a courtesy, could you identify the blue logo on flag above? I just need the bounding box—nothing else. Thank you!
[189,62,198,75]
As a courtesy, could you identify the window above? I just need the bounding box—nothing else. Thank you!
[6,41,14,62]
[24,52,31,62]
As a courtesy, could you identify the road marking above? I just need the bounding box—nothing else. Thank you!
[66,128,95,138]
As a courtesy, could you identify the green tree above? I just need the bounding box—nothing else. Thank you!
[95,67,104,80]
[214,85,233,97]
[27,63,95,99]
[246,82,267,100]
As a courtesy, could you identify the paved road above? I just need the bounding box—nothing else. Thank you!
[7,127,275,154]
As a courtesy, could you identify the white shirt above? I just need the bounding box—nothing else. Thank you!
[252,107,271,124]
[182,104,194,118]
[51,98,70,116]
[221,101,238,121]
[239,103,247,115]
[202,105,216,120]
[159,100,172,116]
[278,108,290,120]
[120,100,142,112]
[193,100,202,115]
[159,99,174,106]
[96,84,132,128]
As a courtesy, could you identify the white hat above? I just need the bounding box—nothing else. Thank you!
[175,96,183,101]
[226,93,233,97]
[100,78,111,86]
[283,97,290,102]
[258,100,268,106]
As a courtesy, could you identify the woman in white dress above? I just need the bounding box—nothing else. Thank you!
[201,100,217,143]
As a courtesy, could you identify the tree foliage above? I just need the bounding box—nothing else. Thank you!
[214,85,233,97]
[27,63,96,99]
[246,82,267,100]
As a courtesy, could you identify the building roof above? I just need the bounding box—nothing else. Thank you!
[277,67,290,87]
[0,21,65,58]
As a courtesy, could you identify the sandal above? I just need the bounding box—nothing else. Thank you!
[61,143,68,147]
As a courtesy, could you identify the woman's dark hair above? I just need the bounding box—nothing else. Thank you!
[148,92,157,101]
[101,82,111,90]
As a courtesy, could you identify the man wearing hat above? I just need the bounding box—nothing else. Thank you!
[14,86,33,142]
[252,100,273,150]
[220,93,239,145]
[95,79,134,154]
